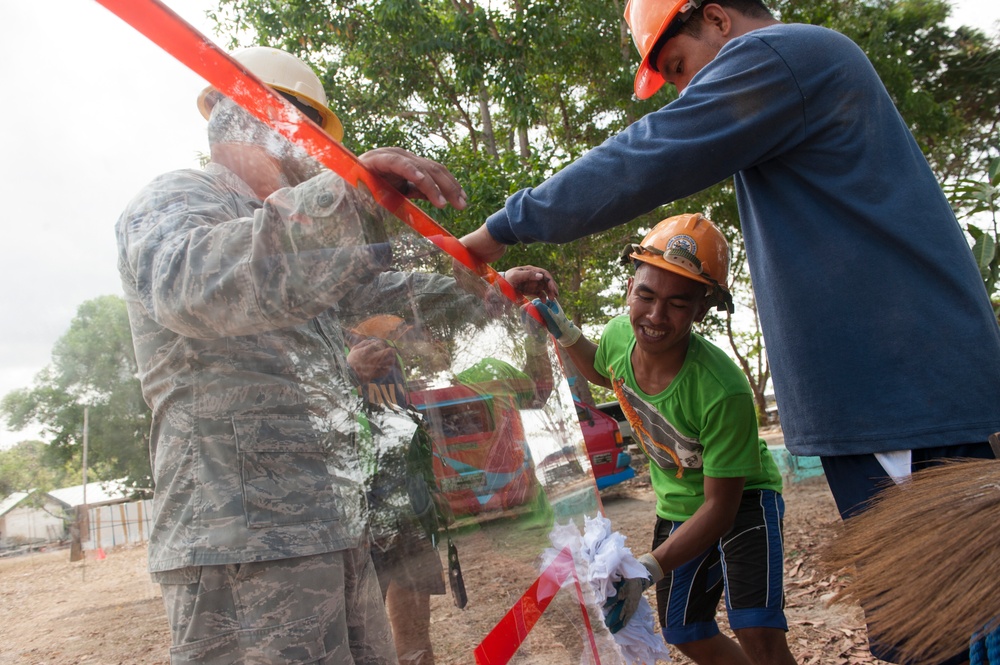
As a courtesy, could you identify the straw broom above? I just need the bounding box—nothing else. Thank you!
[821,455,1000,664]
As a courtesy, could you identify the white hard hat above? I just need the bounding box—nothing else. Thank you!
[197,46,344,141]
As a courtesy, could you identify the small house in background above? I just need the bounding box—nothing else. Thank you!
[50,480,151,555]
[47,479,129,512]
[0,481,137,555]
[0,490,71,550]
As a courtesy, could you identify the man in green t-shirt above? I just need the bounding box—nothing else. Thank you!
[533,213,795,665]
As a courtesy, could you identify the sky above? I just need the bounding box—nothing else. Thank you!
[0,0,999,449]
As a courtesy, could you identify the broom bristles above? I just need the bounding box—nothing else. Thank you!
[821,458,1000,664]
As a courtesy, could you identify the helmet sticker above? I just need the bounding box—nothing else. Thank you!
[663,235,703,275]
[666,234,697,255]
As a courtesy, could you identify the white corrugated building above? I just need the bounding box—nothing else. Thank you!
[47,480,129,509]
[0,490,70,548]
[51,480,152,552]
[0,481,133,551]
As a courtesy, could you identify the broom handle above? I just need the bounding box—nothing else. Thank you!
[90,0,523,305]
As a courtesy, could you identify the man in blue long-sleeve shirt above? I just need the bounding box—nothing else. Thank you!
[461,2,1000,662]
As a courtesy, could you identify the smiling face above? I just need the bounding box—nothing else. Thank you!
[626,263,709,363]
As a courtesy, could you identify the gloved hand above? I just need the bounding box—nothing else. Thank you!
[603,552,664,634]
[531,298,582,347]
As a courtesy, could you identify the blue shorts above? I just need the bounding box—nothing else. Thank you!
[653,489,788,645]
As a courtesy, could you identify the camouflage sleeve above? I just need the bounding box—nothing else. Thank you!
[118,169,393,339]
[340,271,477,318]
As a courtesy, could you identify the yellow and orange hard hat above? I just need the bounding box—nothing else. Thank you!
[197,46,344,141]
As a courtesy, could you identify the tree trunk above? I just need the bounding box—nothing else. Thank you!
[478,84,497,157]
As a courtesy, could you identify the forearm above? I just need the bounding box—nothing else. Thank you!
[342,271,473,319]
[650,478,744,572]
[522,325,555,406]
[486,37,804,247]
[484,121,720,246]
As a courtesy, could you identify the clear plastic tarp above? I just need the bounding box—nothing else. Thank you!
[34,1,663,663]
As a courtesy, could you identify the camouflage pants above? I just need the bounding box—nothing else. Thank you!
[153,547,398,664]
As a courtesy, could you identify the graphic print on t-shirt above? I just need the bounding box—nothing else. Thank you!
[615,380,704,472]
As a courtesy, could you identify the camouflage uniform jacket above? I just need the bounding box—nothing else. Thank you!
[116,163,442,573]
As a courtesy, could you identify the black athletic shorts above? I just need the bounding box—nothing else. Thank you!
[653,489,788,645]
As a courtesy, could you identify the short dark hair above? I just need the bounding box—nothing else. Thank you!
[647,0,774,69]
[648,0,773,69]
[678,0,774,37]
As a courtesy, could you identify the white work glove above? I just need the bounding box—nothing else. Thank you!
[531,298,582,347]
[603,552,664,634]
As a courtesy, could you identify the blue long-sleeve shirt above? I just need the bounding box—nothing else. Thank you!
[486,23,1000,456]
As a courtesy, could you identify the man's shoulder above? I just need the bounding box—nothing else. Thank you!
[746,22,846,42]
[689,332,730,360]
[122,166,239,213]
[687,334,749,390]
[604,314,632,332]
[739,22,861,59]
[125,168,218,204]
[145,167,217,188]
[600,315,634,347]
[699,23,863,99]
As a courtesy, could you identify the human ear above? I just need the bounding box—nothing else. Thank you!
[624,277,636,305]
[626,276,635,295]
[694,292,711,322]
[701,4,732,37]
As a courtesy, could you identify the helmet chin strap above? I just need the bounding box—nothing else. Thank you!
[707,282,735,313]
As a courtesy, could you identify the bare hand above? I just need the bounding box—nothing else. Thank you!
[460,225,508,264]
[347,338,397,383]
[503,265,559,300]
[359,147,467,210]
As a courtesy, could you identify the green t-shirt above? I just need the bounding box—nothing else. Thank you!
[596,316,782,521]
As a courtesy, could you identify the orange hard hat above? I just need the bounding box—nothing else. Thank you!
[623,0,704,99]
[622,213,733,311]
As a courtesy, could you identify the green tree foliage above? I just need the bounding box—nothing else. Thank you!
[211,0,670,324]
[775,0,1000,181]
[946,151,1000,318]
[0,440,60,497]
[0,297,152,495]
[209,0,999,420]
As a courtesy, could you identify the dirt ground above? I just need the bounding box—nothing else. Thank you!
[0,461,886,665]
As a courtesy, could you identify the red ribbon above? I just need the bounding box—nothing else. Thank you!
[474,546,601,664]
[91,0,520,305]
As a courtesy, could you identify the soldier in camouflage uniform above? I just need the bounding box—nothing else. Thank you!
[115,47,473,665]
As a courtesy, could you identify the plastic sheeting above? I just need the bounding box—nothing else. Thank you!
[544,516,672,664]
[81,1,656,662]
